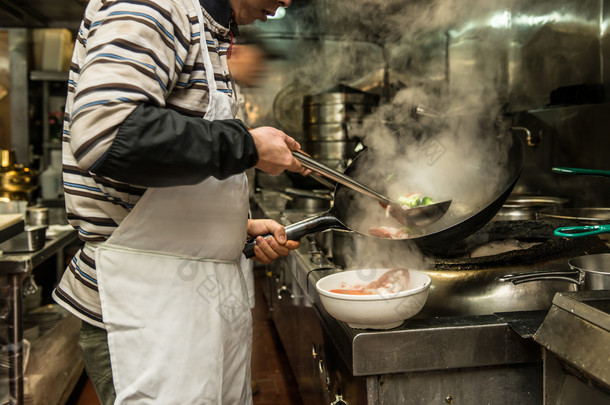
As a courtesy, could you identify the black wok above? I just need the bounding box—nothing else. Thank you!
[244,129,524,257]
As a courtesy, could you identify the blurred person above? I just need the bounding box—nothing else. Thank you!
[228,30,283,397]
[230,29,283,312]
[229,29,278,88]
[51,0,306,404]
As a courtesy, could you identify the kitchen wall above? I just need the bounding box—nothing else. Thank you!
[1,0,605,204]
[248,0,610,206]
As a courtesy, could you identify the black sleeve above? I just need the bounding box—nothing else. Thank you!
[92,103,259,187]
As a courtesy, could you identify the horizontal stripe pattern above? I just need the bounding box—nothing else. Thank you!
[55,0,235,327]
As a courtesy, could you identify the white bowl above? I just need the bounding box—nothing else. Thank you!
[316,268,431,330]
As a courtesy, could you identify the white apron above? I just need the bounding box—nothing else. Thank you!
[94,3,253,403]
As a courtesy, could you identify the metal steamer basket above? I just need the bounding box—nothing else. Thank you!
[302,85,379,164]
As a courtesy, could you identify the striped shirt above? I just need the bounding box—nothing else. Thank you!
[53,0,245,328]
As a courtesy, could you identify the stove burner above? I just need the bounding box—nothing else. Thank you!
[430,218,610,270]
[434,235,609,270]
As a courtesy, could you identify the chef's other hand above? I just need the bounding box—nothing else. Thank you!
[250,126,310,176]
[247,219,300,264]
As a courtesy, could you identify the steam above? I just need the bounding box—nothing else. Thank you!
[335,230,434,272]
[277,0,525,265]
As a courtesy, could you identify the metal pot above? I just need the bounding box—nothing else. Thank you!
[499,253,610,290]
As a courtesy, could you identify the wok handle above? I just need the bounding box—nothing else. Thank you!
[242,214,347,258]
[497,270,580,285]
[552,167,610,177]
[292,151,391,205]
[554,225,610,238]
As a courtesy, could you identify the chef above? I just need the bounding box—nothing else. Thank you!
[52,0,302,404]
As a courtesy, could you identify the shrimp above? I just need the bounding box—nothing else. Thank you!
[330,268,411,295]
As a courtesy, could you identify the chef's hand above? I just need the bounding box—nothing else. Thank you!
[247,219,300,264]
[249,126,310,176]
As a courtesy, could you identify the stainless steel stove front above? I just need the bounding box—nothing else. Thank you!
[257,206,545,404]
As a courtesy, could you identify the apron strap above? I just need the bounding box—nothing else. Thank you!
[86,242,238,264]
[192,0,217,93]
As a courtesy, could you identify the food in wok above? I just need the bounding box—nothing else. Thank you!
[372,193,437,239]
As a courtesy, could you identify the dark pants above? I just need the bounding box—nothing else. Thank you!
[78,321,116,405]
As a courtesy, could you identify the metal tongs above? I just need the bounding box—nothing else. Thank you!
[293,151,452,227]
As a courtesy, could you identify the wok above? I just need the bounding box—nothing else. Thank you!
[244,128,524,257]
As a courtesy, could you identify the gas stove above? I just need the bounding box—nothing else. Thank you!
[252,195,610,404]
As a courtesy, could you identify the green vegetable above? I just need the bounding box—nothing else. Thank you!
[421,196,434,206]
[396,194,434,208]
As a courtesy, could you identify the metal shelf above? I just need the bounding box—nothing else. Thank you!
[1,223,80,405]
[29,70,69,82]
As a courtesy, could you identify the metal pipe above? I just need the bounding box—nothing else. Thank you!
[8,273,24,405]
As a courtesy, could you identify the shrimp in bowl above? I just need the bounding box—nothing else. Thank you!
[316,267,431,329]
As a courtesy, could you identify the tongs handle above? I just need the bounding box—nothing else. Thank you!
[292,151,391,205]
[552,167,610,177]
[242,214,345,258]
[551,167,610,177]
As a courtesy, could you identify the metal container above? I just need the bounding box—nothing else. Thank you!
[0,225,47,252]
[304,139,359,161]
[303,102,371,125]
[499,253,610,291]
[27,207,49,226]
[302,123,348,141]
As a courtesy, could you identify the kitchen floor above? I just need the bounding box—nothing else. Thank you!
[67,275,304,405]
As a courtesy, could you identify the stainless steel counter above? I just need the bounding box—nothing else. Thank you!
[0,226,78,275]
[534,291,610,404]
